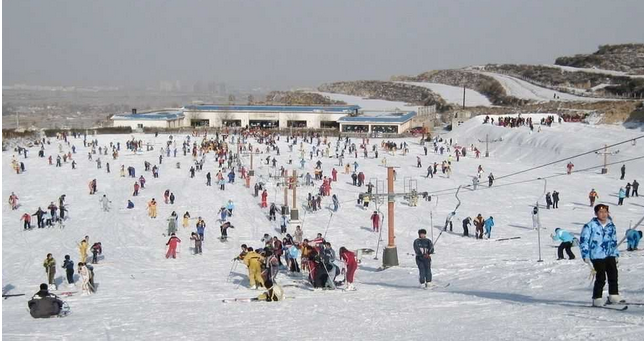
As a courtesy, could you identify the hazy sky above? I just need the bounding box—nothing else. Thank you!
[3,0,644,90]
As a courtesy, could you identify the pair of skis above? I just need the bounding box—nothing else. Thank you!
[591,301,644,311]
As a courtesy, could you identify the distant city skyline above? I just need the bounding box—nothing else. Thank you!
[3,0,644,90]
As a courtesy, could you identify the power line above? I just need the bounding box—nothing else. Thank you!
[494,135,644,182]
[426,155,644,198]
[418,135,643,197]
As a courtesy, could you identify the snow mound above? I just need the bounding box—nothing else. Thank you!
[448,114,643,170]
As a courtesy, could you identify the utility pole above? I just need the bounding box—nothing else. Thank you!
[462,86,466,109]
[242,150,262,188]
[291,170,299,221]
[478,134,501,157]
[536,178,547,263]
[363,168,426,268]
[383,167,399,267]
[283,173,289,211]
[595,144,619,174]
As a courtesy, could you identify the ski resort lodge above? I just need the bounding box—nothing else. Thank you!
[110,104,421,134]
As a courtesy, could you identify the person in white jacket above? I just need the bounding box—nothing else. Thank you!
[99,195,111,212]
[78,263,92,295]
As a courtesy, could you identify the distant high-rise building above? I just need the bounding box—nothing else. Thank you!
[159,81,174,92]
[193,81,204,93]
[207,81,217,94]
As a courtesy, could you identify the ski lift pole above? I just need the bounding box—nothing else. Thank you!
[430,211,434,242]
[322,212,334,239]
[430,194,439,242]
[374,210,385,260]
[536,178,547,262]
[435,185,462,247]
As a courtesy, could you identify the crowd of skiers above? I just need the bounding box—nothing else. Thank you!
[8,121,643,315]
[234,229,358,292]
[41,235,101,297]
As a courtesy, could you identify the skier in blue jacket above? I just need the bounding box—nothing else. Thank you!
[624,229,642,251]
[579,204,622,306]
[484,216,495,239]
[226,200,235,216]
[617,188,626,206]
[552,228,576,260]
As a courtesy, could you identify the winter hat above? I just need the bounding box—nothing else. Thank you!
[40,283,48,290]
[64,255,70,260]
[418,229,427,236]
[554,228,560,233]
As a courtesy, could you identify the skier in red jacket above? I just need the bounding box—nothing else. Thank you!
[261,190,268,208]
[339,247,358,290]
[371,211,380,232]
[165,233,181,259]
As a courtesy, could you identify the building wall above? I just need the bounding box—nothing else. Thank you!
[339,120,413,133]
[183,110,346,128]
[113,119,169,129]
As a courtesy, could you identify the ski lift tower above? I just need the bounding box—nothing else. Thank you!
[362,166,412,268]
[595,144,619,174]
[478,134,502,158]
[241,150,262,188]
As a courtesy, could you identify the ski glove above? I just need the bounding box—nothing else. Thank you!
[584,259,596,279]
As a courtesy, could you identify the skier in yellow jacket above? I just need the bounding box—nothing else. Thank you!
[78,240,88,263]
[243,247,265,290]
[182,211,190,228]
[148,198,157,218]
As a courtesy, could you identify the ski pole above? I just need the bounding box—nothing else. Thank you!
[322,212,334,239]
[227,259,238,282]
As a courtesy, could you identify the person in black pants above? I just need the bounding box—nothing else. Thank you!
[62,255,74,284]
[413,229,434,288]
[579,204,622,306]
[462,217,471,237]
[632,180,639,197]
[552,190,560,209]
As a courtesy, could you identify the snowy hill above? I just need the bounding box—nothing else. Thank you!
[3,123,644,340]
[398,82,492,107]
[477,72,611,102]
[313,91,420,111]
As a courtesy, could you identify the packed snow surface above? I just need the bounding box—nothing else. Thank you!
[544,64,644,78]
[478,72,615,102]
[399,82,492,107]
[313,91,419,112]
[3,117,644,340]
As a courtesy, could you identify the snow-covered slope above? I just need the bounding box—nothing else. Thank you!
[478,72,613,102]
[398,82,492,107]
[544,64,644,78]
[3,122,644,340]
[313,91,419,111]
